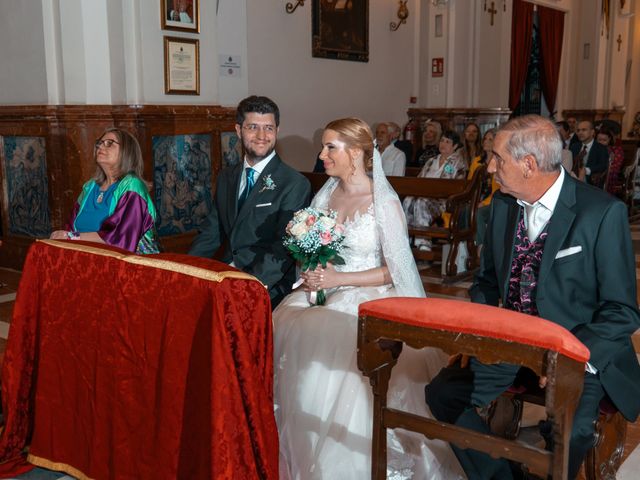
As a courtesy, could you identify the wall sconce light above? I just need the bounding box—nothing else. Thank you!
[285,0,304,14]
[390,0,409,31]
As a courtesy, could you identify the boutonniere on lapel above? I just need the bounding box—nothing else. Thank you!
[259,174,277,192]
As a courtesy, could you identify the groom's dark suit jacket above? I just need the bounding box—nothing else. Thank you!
[471,173,640,421]
[189,154,311,307]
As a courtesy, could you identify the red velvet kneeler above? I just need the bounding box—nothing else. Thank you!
[0,240,278,479]
[359,297,590,362]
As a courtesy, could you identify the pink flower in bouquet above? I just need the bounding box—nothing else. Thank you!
[306,215,316,226]
[319,231,332,245]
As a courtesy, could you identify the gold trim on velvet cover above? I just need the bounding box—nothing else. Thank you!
[27,454,94,480]
[39,239,263,285]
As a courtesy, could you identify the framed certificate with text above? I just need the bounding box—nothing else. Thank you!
[164,36,200,95]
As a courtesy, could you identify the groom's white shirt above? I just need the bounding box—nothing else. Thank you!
[238,150,276,197]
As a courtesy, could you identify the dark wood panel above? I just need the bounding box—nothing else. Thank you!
[302,172,467,199]
[0,104,236,269]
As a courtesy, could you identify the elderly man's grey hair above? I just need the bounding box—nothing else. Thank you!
[497,114,563,173]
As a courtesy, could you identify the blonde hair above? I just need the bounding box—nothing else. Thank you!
[423,121,442,146]
[324,117,375,171]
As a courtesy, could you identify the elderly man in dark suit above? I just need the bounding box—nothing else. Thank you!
[426,114,640,479]
[189,95,311,307]
[569,120,610,187]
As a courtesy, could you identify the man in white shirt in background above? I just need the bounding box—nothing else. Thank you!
[376,122,406,176]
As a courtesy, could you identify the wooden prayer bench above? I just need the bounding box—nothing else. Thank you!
[356,297,591,480]
[302,169,486,284]
[405,166,486,283]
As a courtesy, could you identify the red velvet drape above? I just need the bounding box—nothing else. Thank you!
[509,0,535,110]
[538,5,565,115]
[0,240,278,480]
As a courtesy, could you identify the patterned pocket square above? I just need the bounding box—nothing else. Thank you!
[555,246,582,259]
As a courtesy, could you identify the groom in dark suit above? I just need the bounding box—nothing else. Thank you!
[189,95,311,307]
[426,115,640,479]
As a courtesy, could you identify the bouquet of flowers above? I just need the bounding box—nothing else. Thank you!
[283,207,346,305]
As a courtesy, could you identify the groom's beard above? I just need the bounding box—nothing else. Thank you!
[244,145,276,164]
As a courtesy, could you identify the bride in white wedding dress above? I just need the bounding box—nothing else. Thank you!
[273,118,464,479]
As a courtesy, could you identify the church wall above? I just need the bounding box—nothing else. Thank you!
[608,0,634,131]
[245,0,417,171]
[0,0,49,104]
[624,0,640,138]
[419,1,512,110]
[0,0,242,268]
[473,1,512,109]
[216,0,249,106]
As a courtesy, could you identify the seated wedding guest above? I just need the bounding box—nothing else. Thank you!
[570,120,609,186]
[468,129,498,247]
[555,121,575,174]
[426,115,640,480]
[375,122,406,176]
[402,129,467,251]
[388,121,413,164]
[414,120,442,166]
[273,117,463,479]
[50,128,160,254]
[556,120,571,148]
[596,127,624,194]
[461,122,482,167]
[566,115,580,146]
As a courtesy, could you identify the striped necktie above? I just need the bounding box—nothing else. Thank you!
[572,145,587,176]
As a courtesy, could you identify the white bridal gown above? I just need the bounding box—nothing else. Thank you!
[273,204,465,480]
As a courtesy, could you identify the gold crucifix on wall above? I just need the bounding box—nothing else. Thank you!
[487,1,497,26]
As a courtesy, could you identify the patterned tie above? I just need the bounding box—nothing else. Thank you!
[572,145,587,176]
[238,167,255,210]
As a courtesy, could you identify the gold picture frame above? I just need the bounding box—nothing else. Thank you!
[161,0,200,33]
[164,36,200,95]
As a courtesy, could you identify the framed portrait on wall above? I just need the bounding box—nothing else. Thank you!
[164,36,200,95]
[312,0,369,62]
[161,0,200,33]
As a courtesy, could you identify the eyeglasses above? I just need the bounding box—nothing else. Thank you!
[95,139,120,150]
[242,124,276,134]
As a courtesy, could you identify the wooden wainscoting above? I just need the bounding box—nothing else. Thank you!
[0,105,236,269]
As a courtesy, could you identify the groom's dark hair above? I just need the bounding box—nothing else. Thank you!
[236,95,280,127]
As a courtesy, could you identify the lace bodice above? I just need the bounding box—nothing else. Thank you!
[335,204,383,274]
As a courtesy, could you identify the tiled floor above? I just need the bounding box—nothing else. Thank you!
[0,224,640,478]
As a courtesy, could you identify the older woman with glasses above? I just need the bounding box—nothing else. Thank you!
[50,128,160,254]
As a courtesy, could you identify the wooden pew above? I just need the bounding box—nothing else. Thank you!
[301,171,484,283]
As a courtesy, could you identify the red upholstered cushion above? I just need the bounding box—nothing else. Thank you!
[358,298,590,363]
